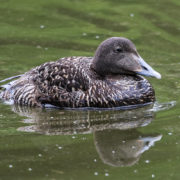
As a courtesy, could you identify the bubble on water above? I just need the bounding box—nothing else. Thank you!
[122,140,126,143]
[95,35,100,39]
[145,160,150,163]
[28,168,32,171]
[130,13,134,17]
[94,172,98,176]
[36,45,42,49]
[132,146,136,149]
[105,173,109,176]
[152,174,155,178]
[168,132,172,136]
[9,164,13,168]
[112,150,115,154]
[82,32,87,36]
[72,136,76,139]
[58,146,62,150]
[40,25,45,29]
[44,47,48,50]
[38,154,42,157]
[134,169,138,173]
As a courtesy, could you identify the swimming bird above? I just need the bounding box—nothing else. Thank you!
[0,37,161,108]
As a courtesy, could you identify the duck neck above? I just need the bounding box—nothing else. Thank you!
[91,56,109,77]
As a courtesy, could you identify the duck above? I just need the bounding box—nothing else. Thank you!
[0,37,161,108]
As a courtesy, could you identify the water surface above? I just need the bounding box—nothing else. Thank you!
[0,0,180,179]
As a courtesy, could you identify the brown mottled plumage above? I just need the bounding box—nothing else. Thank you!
[0,37,161,108]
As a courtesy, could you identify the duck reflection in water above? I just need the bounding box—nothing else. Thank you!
[94,129,161,167]
[12,104,162,167]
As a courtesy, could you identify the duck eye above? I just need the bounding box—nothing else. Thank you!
[115,47,123,53]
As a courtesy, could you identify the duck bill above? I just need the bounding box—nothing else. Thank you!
[135,56,161,79]
[138,135,162,154]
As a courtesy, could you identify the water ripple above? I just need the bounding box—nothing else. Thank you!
[149,101,176,112]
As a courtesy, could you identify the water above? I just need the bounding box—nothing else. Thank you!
[0,0,180,179]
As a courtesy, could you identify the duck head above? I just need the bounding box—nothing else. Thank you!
[91,37,161,79]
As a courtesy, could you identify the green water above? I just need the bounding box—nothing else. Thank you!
[0,0,180,179]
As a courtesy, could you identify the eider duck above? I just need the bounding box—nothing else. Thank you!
[0,37,161,108]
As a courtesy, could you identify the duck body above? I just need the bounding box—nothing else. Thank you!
[0,56,154,108]
[0,37,161,108]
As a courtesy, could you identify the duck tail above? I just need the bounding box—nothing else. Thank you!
[0,74,23,93]
[0,74,23,84]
